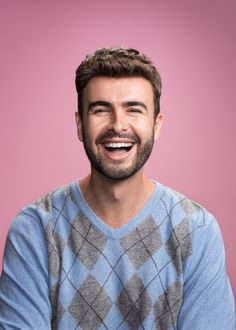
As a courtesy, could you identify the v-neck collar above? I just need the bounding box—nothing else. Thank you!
[70,180,163,239]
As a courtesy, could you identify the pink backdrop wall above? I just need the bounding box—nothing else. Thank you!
[1,0,235,297]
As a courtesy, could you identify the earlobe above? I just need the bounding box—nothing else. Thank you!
[75,112,83,142]
[154,113,163,141]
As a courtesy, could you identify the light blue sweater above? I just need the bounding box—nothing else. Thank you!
[0,181,235,329]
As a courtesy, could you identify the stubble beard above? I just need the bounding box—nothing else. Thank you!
[82,128,155,181]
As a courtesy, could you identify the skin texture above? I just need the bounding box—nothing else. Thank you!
[75,76,163,228]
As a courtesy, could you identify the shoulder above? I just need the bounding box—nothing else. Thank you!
[153,183,225,281]
[4,181,81,272]
[31,182,75,214]
[8,181,80,235]
[157,182,217,232]
[155,183,223,264]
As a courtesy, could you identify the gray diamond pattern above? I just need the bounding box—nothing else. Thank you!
[165,218,192,275]
[116,273,152,329]
[45,220,66,277]
[120,217,162,269]
[181,198,201,216]
[68,275,113,329]
[68,212,108,270]
[154,281,183,329]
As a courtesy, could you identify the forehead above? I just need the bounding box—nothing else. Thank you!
[82,76,154,106]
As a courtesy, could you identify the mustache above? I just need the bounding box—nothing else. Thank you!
[96,131,140,144]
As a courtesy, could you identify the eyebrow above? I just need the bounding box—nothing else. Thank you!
[122,101,147,110]
[88,101,111,112]
[88,100,147,111]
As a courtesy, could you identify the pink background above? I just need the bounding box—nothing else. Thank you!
[0,0,235,297]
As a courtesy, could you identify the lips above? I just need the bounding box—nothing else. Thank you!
[96,133,139,160]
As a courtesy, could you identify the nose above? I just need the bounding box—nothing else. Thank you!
[108,109,129,133]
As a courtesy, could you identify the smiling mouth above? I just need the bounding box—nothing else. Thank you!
[103,142,133,152]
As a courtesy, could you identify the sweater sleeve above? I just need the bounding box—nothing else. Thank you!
[177,212,235,330]
[0,211,52,329]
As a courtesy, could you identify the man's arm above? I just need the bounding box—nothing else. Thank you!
[0,211,52,329]
[177,214,235,329]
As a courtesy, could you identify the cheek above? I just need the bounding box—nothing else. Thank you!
[88,117,110,133]
[133,119,154,138]
[85,121,106,144]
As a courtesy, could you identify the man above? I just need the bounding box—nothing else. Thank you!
[0,47,235,329]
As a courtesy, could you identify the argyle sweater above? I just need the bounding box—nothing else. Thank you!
[0,181,235,330]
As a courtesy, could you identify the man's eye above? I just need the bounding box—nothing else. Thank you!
[94,109,109,114]
[129,108,143,113]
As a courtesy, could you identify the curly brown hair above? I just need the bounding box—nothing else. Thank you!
[75,46,162,118]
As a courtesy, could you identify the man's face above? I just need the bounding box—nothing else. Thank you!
[76,76,162,181]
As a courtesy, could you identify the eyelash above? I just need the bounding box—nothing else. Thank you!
[93,108,143,114]
[128,108,143,113]
[94,109,109,113]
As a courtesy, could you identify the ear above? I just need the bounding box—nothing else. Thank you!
[154,113,163,141]
[75,112,83,142]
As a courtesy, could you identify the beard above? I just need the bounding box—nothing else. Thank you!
[82,128,155,181]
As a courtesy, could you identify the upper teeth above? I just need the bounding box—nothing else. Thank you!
[104,142,133,148]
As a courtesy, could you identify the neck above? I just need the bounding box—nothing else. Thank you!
[79,169,155,228]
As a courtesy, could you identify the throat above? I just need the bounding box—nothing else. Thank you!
[80,175,154,229]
